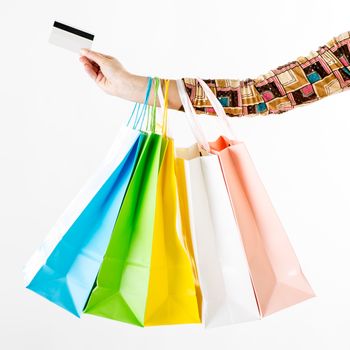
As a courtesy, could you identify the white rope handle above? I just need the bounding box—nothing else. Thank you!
[195,77,237,140]
[176,79,211,151]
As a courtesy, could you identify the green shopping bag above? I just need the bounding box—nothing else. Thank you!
[83,78,164,326]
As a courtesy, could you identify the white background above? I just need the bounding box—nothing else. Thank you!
[1,0,350,349]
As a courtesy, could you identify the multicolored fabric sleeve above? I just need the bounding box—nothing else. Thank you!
[178,30,350,117]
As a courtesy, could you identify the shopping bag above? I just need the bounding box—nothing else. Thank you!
[83,131,163,325]
[84,78,201,326]
[23,77,154,316]
[174,79,260,327]
[143,78,200,326]
[144,137,201,326]
[173,153,203,318]
[194,77,315,317]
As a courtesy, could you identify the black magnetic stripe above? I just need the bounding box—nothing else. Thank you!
[53,21,94,41]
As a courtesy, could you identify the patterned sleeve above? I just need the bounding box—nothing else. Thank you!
[178,30,350,117]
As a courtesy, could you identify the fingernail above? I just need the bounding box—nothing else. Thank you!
[80,48,88,55]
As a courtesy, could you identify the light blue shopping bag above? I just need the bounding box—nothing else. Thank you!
[24,77,154,316]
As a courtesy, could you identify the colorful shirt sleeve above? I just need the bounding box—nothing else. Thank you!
[178,30,350,117]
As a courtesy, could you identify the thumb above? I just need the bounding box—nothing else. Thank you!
[80,48,107,66]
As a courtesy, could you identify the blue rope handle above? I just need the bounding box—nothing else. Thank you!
[126,76,153,129]
[135,77,153,130]
[126,102,140,127]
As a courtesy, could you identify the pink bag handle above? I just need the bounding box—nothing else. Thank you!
[176,78,237,150]
[176,78,237,152]
[194,77,237,140]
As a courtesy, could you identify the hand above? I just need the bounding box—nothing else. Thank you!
[79,48,131,97]
[79,48,183,110]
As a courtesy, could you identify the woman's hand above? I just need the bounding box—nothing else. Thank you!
[79,48,130,97]
[79,48,182,110]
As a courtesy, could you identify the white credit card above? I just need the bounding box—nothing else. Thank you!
[48,21,94,54]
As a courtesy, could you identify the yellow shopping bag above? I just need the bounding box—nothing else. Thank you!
[174,155,203,319]
[144,80,201,326]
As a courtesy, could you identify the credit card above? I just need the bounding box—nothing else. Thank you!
[48,21,94,53]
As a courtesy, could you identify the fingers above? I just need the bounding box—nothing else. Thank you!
[79,56,99,71]
[79,56,98,80]
[80,48,110,66]
[83,63,98,80]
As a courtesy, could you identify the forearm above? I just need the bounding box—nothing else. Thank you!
[181,30,350,117]
[117,73,182,110]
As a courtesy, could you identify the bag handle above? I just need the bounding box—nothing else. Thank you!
[194,77,237,140]
[127,76,153,130]
[162,79,170,136]
[136,76,160,133]
[157,78,171,137]
[149,77,160,133]
[176,78,237,150]
[175,79,210,152]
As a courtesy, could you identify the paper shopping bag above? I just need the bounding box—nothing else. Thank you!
[209,135,315,316]
[195,77,315,317]
[24,127,144,317]
[144,138,201,326]
[173,153,202,318]
[83,131,163,326]
[175,145,260,327]
[24,77,154,317]
[83,78,164,326]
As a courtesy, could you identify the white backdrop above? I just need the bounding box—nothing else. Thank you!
[1,0,350,349]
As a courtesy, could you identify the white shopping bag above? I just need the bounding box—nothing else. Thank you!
[176,144,260,328]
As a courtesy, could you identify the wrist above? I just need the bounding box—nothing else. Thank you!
[114,72,148,103]
[111,70,133,98]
